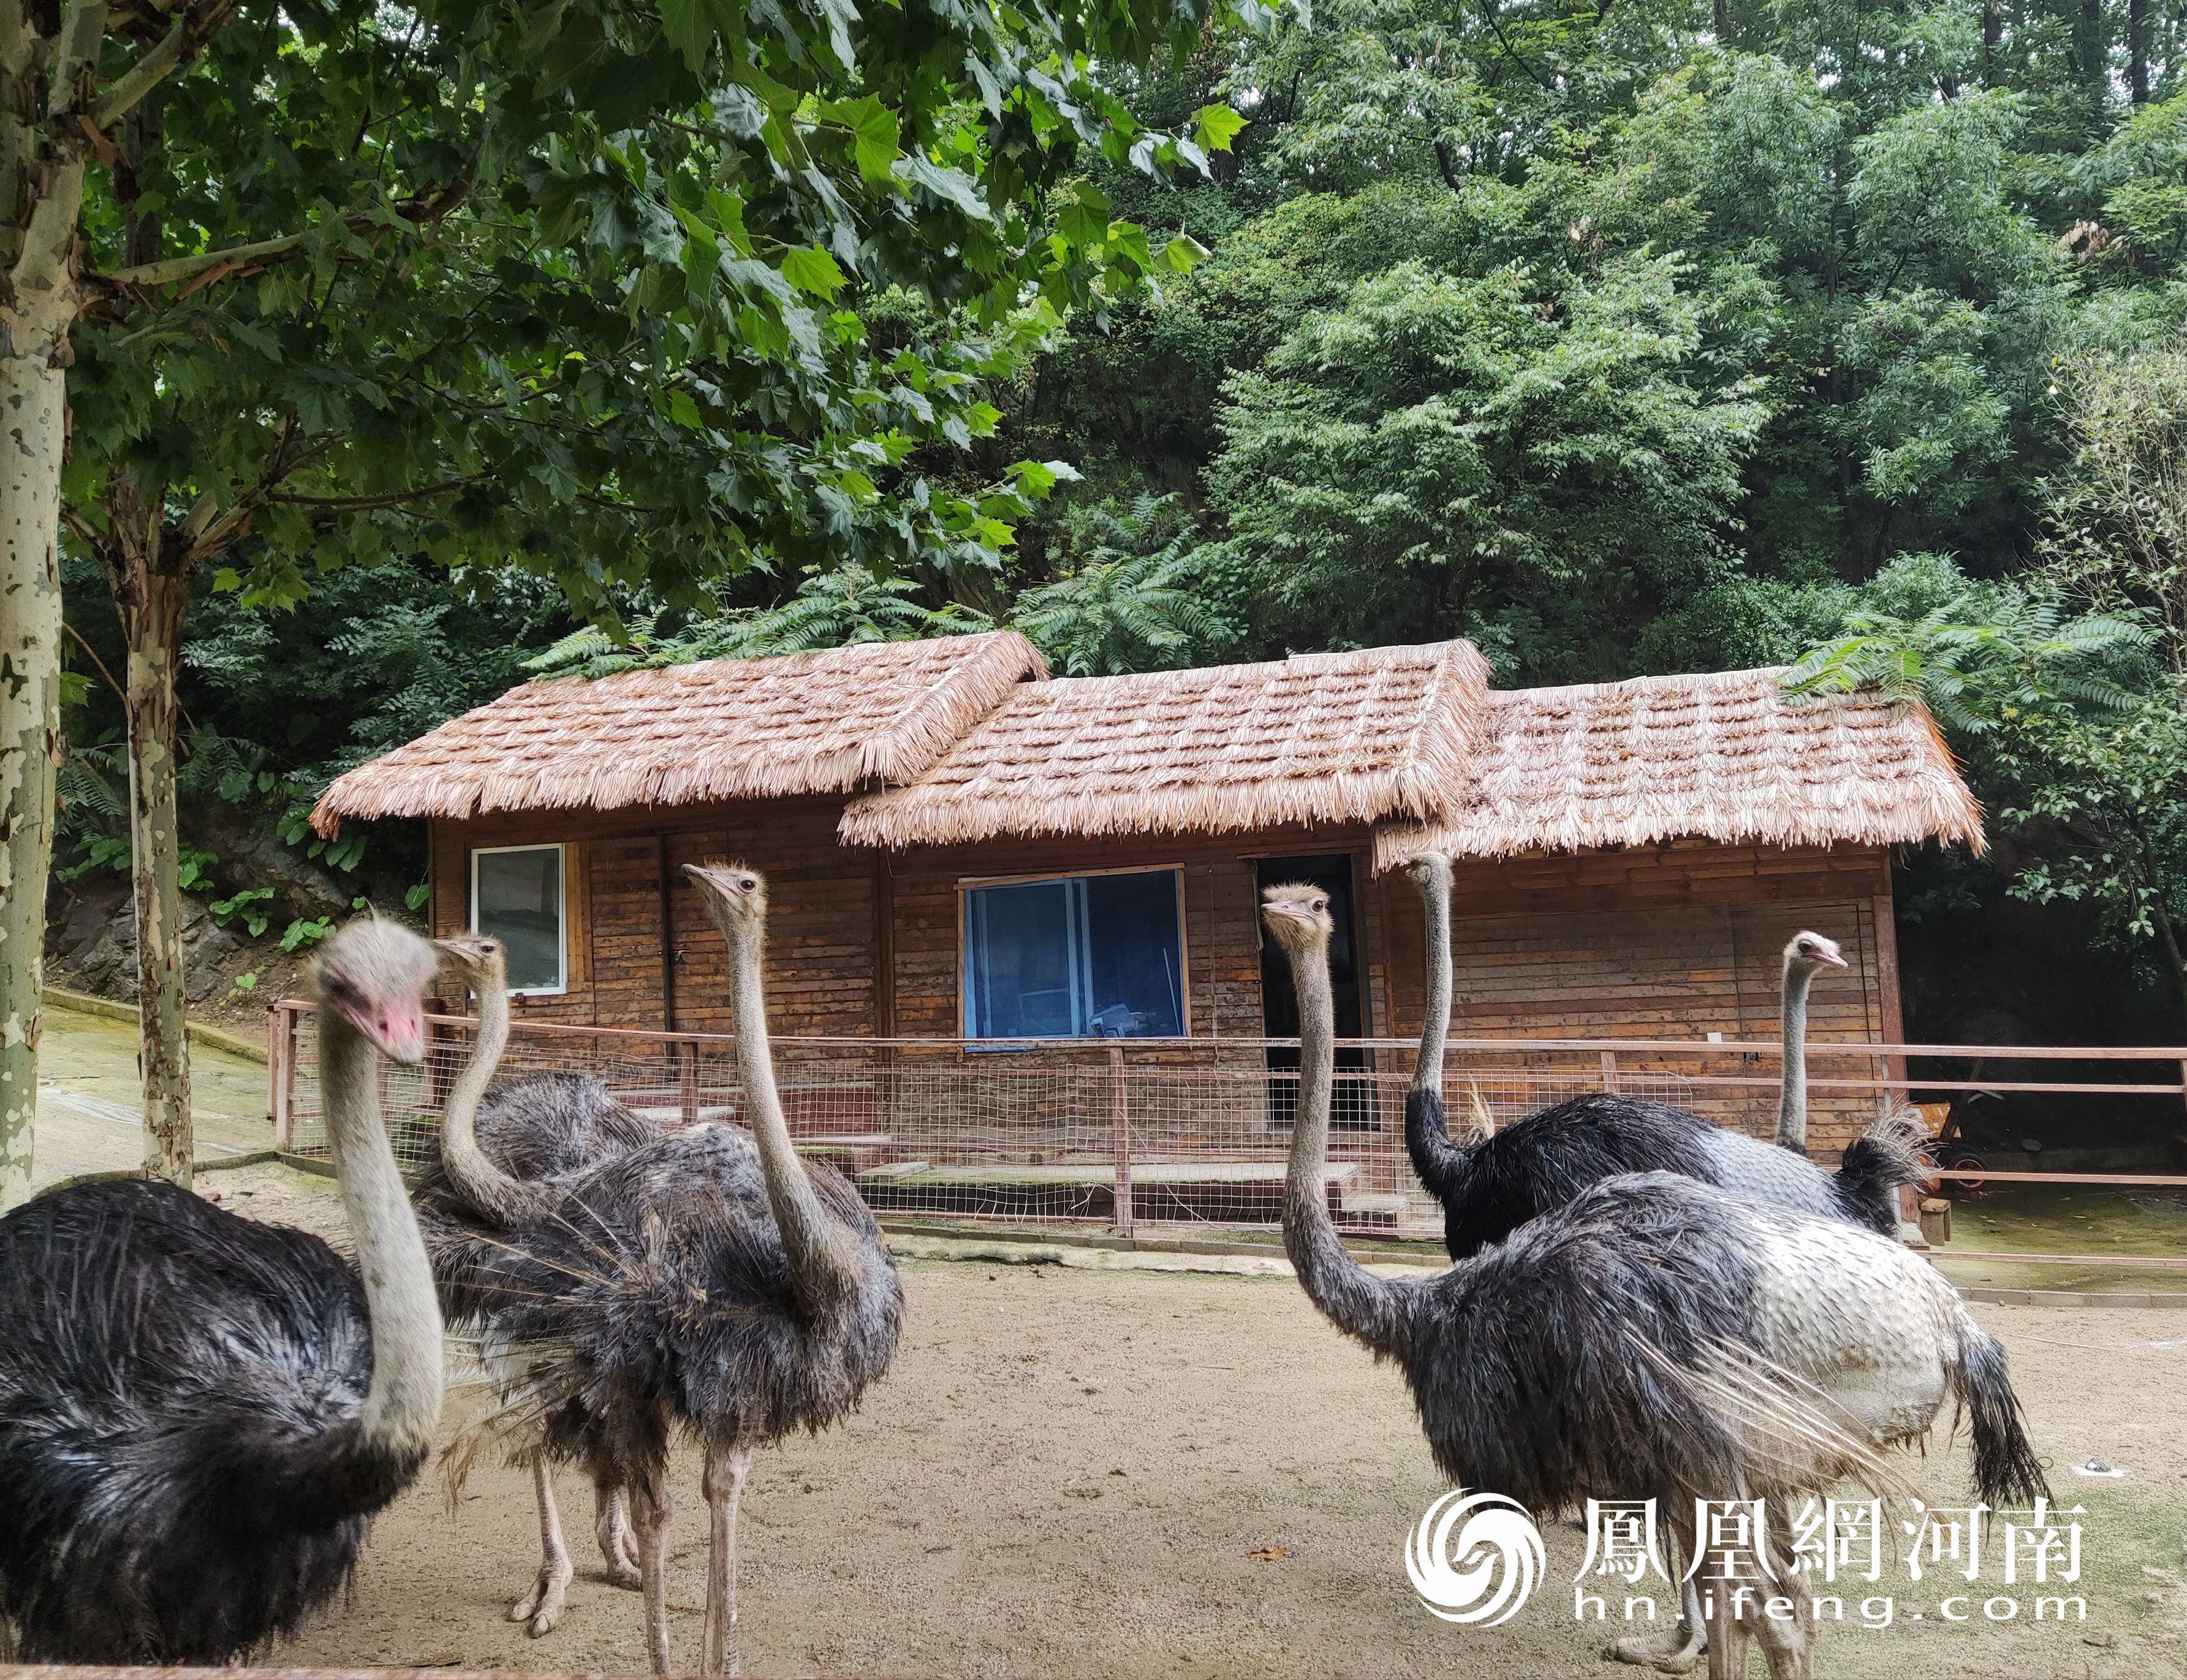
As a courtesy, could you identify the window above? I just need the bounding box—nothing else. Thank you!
[963,869,1185,1039]
[471,844,566,993]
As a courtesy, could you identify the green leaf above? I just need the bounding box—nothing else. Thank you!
[669,390,703,428]
[781,245,848,299]
[822,95,903,185]
[1194,103,1248,152]
[1056,181,1112,249]
[661,0,713,69]
[1154,233,1210,273]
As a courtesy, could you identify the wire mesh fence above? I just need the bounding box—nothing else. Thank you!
[273,1005,1724,1238]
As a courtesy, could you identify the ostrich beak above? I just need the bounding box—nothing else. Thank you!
[344,996,427,1065]
[434,934,499,975]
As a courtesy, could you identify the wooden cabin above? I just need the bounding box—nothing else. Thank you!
[313,632,1984,1173]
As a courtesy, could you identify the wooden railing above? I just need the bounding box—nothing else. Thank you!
[263,1000,2187,1250]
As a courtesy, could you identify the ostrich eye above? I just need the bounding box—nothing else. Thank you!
[740,876,756,890]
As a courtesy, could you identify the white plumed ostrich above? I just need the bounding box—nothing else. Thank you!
[412,934,652,1633]
[1265,880,2045,1680]
[446,864,903,1674]
[0,917,445,1662]
[1400,852,1924,1260]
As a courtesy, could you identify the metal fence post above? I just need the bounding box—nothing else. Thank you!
[1110,1045,1133,1237]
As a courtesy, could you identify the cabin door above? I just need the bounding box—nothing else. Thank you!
[1255,855,1374,1130]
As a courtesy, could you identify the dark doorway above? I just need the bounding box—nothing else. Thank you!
[1256,855,1376,1130]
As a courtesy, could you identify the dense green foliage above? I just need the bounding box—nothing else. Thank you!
[54,0,2187,1032]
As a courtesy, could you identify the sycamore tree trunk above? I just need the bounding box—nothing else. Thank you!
[0,1,99,1209]
[0,319,67,1209]
[111,545,192,1182]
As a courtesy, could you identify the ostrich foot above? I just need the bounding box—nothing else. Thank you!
[514,1456,575,1634]
[597,1485,643,1589]
[510,1557,574,1636]
[1605,1621,1704,1673]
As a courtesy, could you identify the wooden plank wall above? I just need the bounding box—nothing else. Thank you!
[1377,841,1897,1152]
[428,799,876,1036]
[430,812,1901,1152]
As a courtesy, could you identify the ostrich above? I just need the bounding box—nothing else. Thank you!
[1265,880,2045,1680]
[447,863,904,1674]
[411,937,653,1633]
[0,918,445,1663]
[1400,850,1922,1262]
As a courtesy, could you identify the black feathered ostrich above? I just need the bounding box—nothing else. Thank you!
[1265,880,2046,1680]
[1400,850,1924,1262]
[0,917,446,1663]
[445,863,904,1674]
[411,942,653,1633]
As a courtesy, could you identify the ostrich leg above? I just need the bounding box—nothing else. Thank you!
[596,1481,642,1587]
[702,1444,756,1675]
[633,1481,675,1673]
[1607,1552,1706,1673]
[510,1458,575,1634]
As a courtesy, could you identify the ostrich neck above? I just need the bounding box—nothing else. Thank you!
[434,973,543,1222]
[1281,933,1411,1359]
[727,927,856,1309]
[1413,872,1451,1096]
[1775,957,1814,1154]
[320,1012,444,1461]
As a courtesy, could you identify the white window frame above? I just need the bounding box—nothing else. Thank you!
[469,842,568,996]
[957,864,1189,1040]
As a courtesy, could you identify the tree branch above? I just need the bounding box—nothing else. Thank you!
[87,142,481,295]
[45,0,110,126]
[97,229,311,289]
[1431,133,1465,192]
[264,472,491,512]
[1475,0,1554,89]
[62,619,126,704]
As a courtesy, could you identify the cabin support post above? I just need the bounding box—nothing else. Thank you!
[1872,888,1908,1099]
[268,1002,294,1149]
[1109,1045,1133,1236]
[1599,1048,1619,1095]
[680,1040,702,1129]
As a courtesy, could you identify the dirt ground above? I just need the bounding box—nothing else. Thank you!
[29,1004,271,1188]
[226,1159,2187,1680]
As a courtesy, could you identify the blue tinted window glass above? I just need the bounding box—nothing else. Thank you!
[965,879,1075,1037]
[962,870,1181,1039]
[1083,872,1182,1037]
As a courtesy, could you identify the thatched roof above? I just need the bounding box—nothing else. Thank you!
[310,632,1047,831]
[837,641,1491,849]
[1371,667,1985,871]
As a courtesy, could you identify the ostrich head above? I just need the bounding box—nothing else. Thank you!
[1784,931,1848,976]
[434,932,507,994]
[684,861,769,940]
[1260,880,1335,955]
[316,917,438,1064]
[1401,849,1452,896]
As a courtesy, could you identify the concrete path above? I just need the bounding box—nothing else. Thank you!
[29,1003,273,1189]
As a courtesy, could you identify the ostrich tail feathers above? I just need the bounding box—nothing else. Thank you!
[1954,1318,2049,1507]
[1460,1083,1497,1146]
[1632,1334,1911,1505]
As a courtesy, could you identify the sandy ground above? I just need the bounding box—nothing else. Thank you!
[23,1001,2187,1678]
[228,1162,2187,1680]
